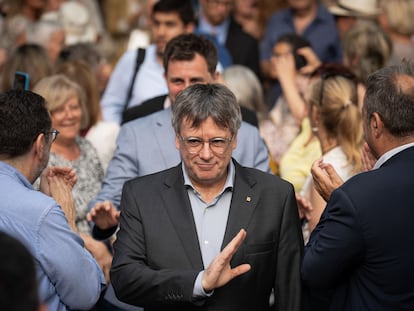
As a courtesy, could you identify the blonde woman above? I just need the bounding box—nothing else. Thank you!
[33,74,112,283]
[298,71,364,240]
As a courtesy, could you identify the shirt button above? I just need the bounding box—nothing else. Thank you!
[204,240,209,245]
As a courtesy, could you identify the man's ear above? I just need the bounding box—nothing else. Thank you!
[175,134,180,150]
[370,112,384,138]
[32,133,46,159]
[38,303,48,311]
[214,71,222,82]
[231,132,237,150]
[185,22,195,34]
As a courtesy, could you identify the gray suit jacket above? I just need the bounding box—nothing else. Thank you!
[90,107,270,210]
[111,161,304,310]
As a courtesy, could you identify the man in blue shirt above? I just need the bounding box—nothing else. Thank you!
[101,0,195,124]
[260,0,342,107]
[197,0,261,78]
[0,89,105,311]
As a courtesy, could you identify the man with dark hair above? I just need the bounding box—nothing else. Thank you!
[0,231,46,311]
[110,83,304,310]
[101,0,195,124]
[302,61,414,310]
[88,33,270,224]
[0,89,105,311]
[196,0,261,79]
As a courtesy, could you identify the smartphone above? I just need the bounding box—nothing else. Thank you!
[294,53,307,70]
[13,71,30,90]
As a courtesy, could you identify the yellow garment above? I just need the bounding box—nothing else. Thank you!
[279,118,322,192]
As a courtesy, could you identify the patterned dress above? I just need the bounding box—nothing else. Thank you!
[48,137,104,235]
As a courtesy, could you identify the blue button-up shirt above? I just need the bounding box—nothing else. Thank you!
[260,4,342,63]
[0,161,105,311]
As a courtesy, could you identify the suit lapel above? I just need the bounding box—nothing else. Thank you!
[161,165,204,269]
[221,161,258,249]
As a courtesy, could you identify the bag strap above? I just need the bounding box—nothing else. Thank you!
[123,47,146,111]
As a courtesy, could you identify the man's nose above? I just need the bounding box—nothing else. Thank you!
[199,142,214,159]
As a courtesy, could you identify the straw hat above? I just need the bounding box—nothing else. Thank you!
[329,0,380,17]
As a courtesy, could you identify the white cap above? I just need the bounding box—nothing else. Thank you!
[59,1,98,45]
[329,0,380,17]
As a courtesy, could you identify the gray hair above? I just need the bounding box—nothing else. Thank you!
[343,22,392,83]
[364,60,414,137]
[222,65,268,120]
[26,20,64,47]
[172,83,242,135]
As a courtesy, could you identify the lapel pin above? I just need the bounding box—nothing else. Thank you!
[246,196,251,202]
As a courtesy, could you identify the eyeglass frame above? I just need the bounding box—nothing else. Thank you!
[45,129,59,142]
[178,135,234,155]
[318,72,358,107]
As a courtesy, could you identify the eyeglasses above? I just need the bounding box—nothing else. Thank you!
[45,129,59,142]
[319,72,357,107]
[178,135,233,155]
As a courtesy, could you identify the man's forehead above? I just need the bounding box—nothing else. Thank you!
[152,11,183,22]
[181,116,231,132]
[167,55,213,78]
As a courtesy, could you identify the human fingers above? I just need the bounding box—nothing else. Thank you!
[361,142,376,172]
[49,167,77,187]
[311,158,334,202]
[320,163,343,189]
[222,229,247,259]
[297,47,321,75]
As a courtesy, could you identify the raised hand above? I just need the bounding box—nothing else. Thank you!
[87,201,120,230]
[202,229,251,292]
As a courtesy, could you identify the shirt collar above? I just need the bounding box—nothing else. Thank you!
[285,4,329,25]
[198,13,230,45]
[373,142,414,169]
[0,161,33,189]
[182,160,235,193]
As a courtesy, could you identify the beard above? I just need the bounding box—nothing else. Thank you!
[33,148,50,183]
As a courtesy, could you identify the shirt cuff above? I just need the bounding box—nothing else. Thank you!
[92,224,118,240]
[193,271,214,299]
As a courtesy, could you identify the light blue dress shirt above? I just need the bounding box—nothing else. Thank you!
[100,44,168,124]
[198,14,230,46]
[0,161,105,311]
[183,161,235,298]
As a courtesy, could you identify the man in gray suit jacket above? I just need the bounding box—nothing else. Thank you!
[88,34,270,225]
[110,83,305,310]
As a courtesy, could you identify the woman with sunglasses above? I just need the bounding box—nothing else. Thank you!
[298,68,364,242]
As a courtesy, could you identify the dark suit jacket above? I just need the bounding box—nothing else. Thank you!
[302,146,414,310]
[122,94,259,127]
[225,18,261,80]
[111,160,305,310]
